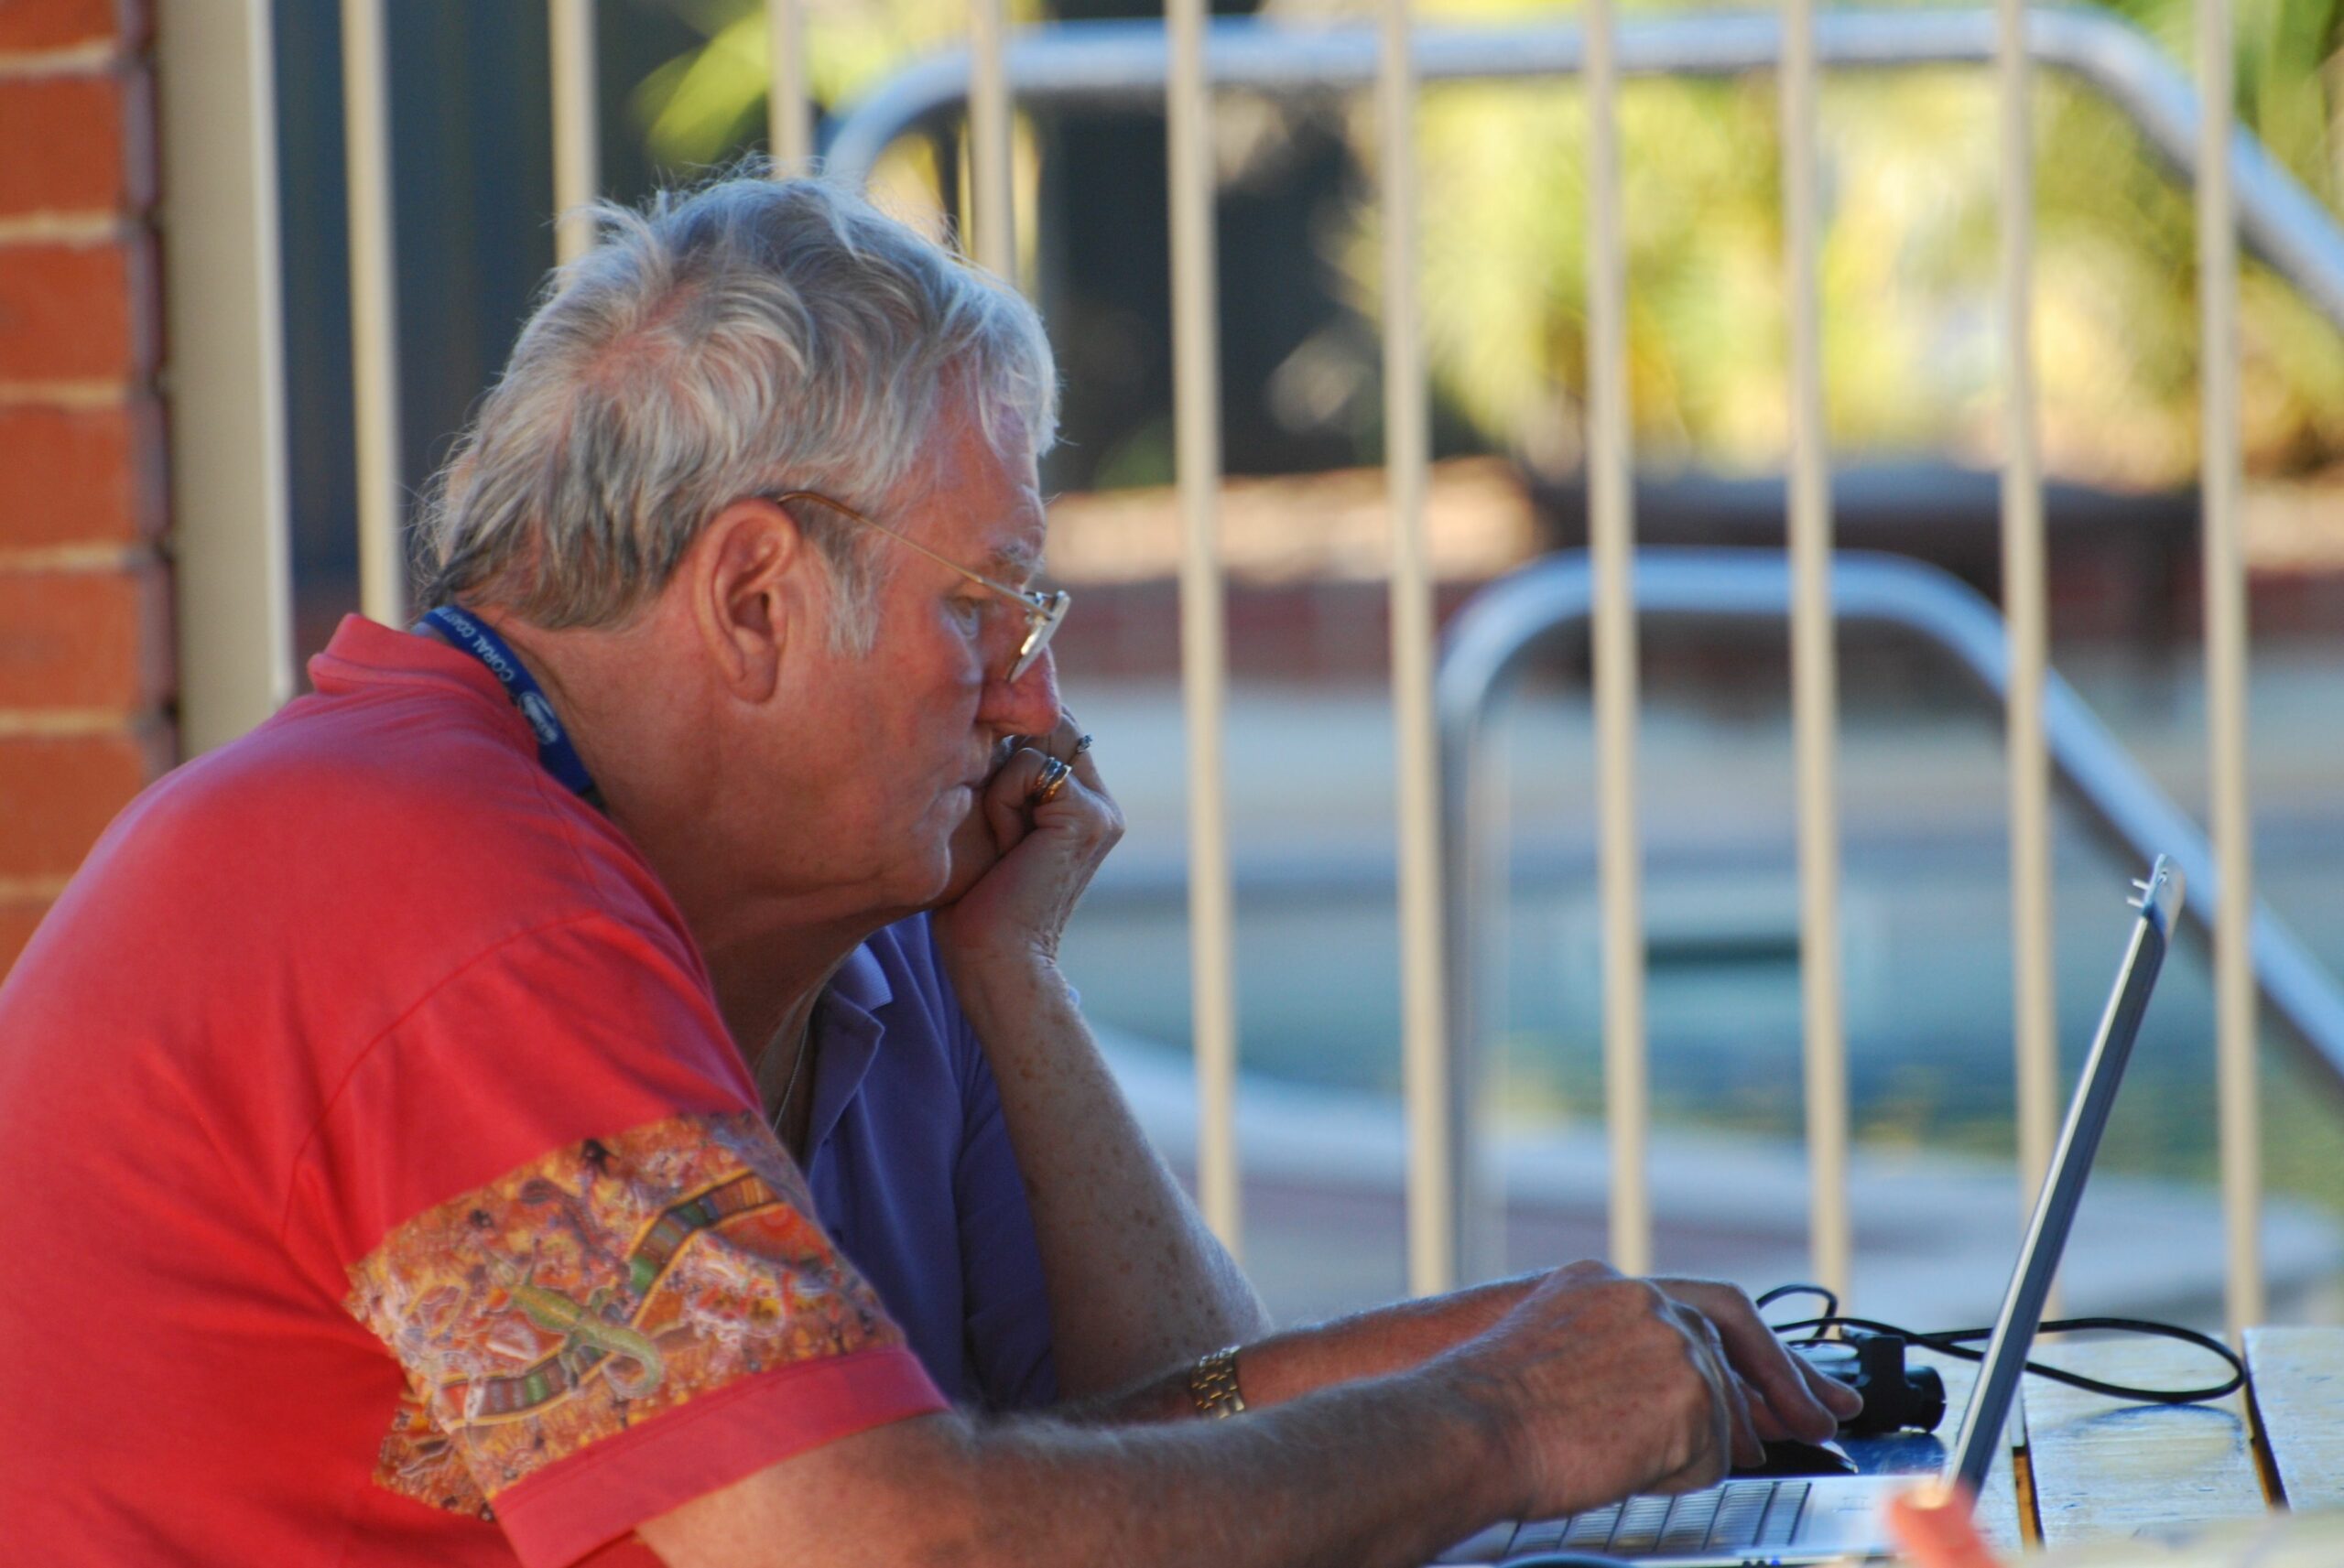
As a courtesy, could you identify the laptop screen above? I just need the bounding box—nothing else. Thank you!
[1941,856,2183,1498]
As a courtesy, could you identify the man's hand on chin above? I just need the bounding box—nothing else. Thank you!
[929,715,1121,974]
[936,761,1010,907]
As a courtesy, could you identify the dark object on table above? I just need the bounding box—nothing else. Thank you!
[1794,1331,1949,1433]
[1734,1438,1860,1478]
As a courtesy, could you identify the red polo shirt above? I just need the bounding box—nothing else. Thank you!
[0,617,944,1565]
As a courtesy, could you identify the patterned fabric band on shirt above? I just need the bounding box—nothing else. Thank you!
[346,1110,906,1515]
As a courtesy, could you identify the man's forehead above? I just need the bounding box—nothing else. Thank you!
[913,410,1046,572]
[964,485,1047,577]
[984,529,1046,579]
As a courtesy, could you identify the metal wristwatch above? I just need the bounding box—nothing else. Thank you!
[1188,1344,1246,1419]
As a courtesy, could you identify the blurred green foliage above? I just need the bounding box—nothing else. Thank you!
[627,0,1041,169]
[1375,0,2344,487]
[627,0,2344,487]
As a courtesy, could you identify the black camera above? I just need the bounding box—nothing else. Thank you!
[1790,1329,1947,1434]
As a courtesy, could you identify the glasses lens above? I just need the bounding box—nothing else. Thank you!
[1007,591,1070,682]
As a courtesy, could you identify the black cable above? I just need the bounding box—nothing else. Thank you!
[1758,1283,1837,1315]
[1764,1304,2245,1405]
[1756,1281,1839,1326]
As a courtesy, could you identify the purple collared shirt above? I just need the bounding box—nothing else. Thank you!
[799,914,1059,1411]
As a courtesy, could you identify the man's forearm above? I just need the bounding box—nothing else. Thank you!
[948,1367,1515,1568]
[645,1263,1769,1568]
[1068,1275,1540,1424]
[644,1358,1519,1568]
[952,956,1271,1396]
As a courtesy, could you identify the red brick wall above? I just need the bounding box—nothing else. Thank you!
[0,0,170,975]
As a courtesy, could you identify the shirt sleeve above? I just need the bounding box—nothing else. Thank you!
[300,913,946,1566]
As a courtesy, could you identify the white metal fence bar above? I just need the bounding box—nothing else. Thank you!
[1465,732,1510,1276]
[341,0,405,627]
[1782,0,1851,1299]
[970,0,1015,283]
[1379,0,1454,1297]
[2198,0,2264,1333]
[159,0,296,754]
[1585,0,1653,1276]
[767,0,812,169]
[550,0,599,266]
[1167,0,1243,1254]
[1997,0,2057,1214]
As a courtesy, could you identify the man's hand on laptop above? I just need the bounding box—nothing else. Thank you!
[1438,1261,1760,1519]
[1649,1276,1864,1443]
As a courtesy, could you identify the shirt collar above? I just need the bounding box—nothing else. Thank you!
[805,940,894,1157]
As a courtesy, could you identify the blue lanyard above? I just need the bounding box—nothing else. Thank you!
[417,604,606,809]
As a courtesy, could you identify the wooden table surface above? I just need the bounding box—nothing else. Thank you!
[1843,1326,2344,1554]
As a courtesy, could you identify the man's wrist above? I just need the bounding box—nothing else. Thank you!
[1418,1349,1536,1524]
[947,945,1073,1022]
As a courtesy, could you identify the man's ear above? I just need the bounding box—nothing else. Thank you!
[688,499,816,702]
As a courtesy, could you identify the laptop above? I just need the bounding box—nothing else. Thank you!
[1432,855,2186,1567]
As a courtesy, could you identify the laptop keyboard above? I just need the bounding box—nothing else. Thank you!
[1436,1479,1810,1562]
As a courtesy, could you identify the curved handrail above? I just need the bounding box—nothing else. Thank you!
[1434,546,2344,1269]
[823,7,2344,335]
[1436,546,2344,1092]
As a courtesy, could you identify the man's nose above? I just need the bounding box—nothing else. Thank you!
[981,647,1061,739]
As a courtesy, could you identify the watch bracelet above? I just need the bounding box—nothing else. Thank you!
[1189,1344,1247,1419]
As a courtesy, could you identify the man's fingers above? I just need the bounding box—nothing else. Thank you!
[1710,1303,1834,1438]
[1066,736,1103,794]
[1742,1357,1861,1442]
[1042,708,1108,796]
[1662,1280,1841,1444]
[982,746,1051,849]
[1678,1306,1763,1469]
[988,741,1102,849]
[1742,1350,1839,1445]
[1796,1353,1866,1421]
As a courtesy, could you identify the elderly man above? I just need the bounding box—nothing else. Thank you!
[0,176,1852,1566]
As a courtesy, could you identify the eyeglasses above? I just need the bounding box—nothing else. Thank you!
[768,491,1069,683]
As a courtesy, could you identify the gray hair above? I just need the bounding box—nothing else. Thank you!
[415,170,1058,648]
